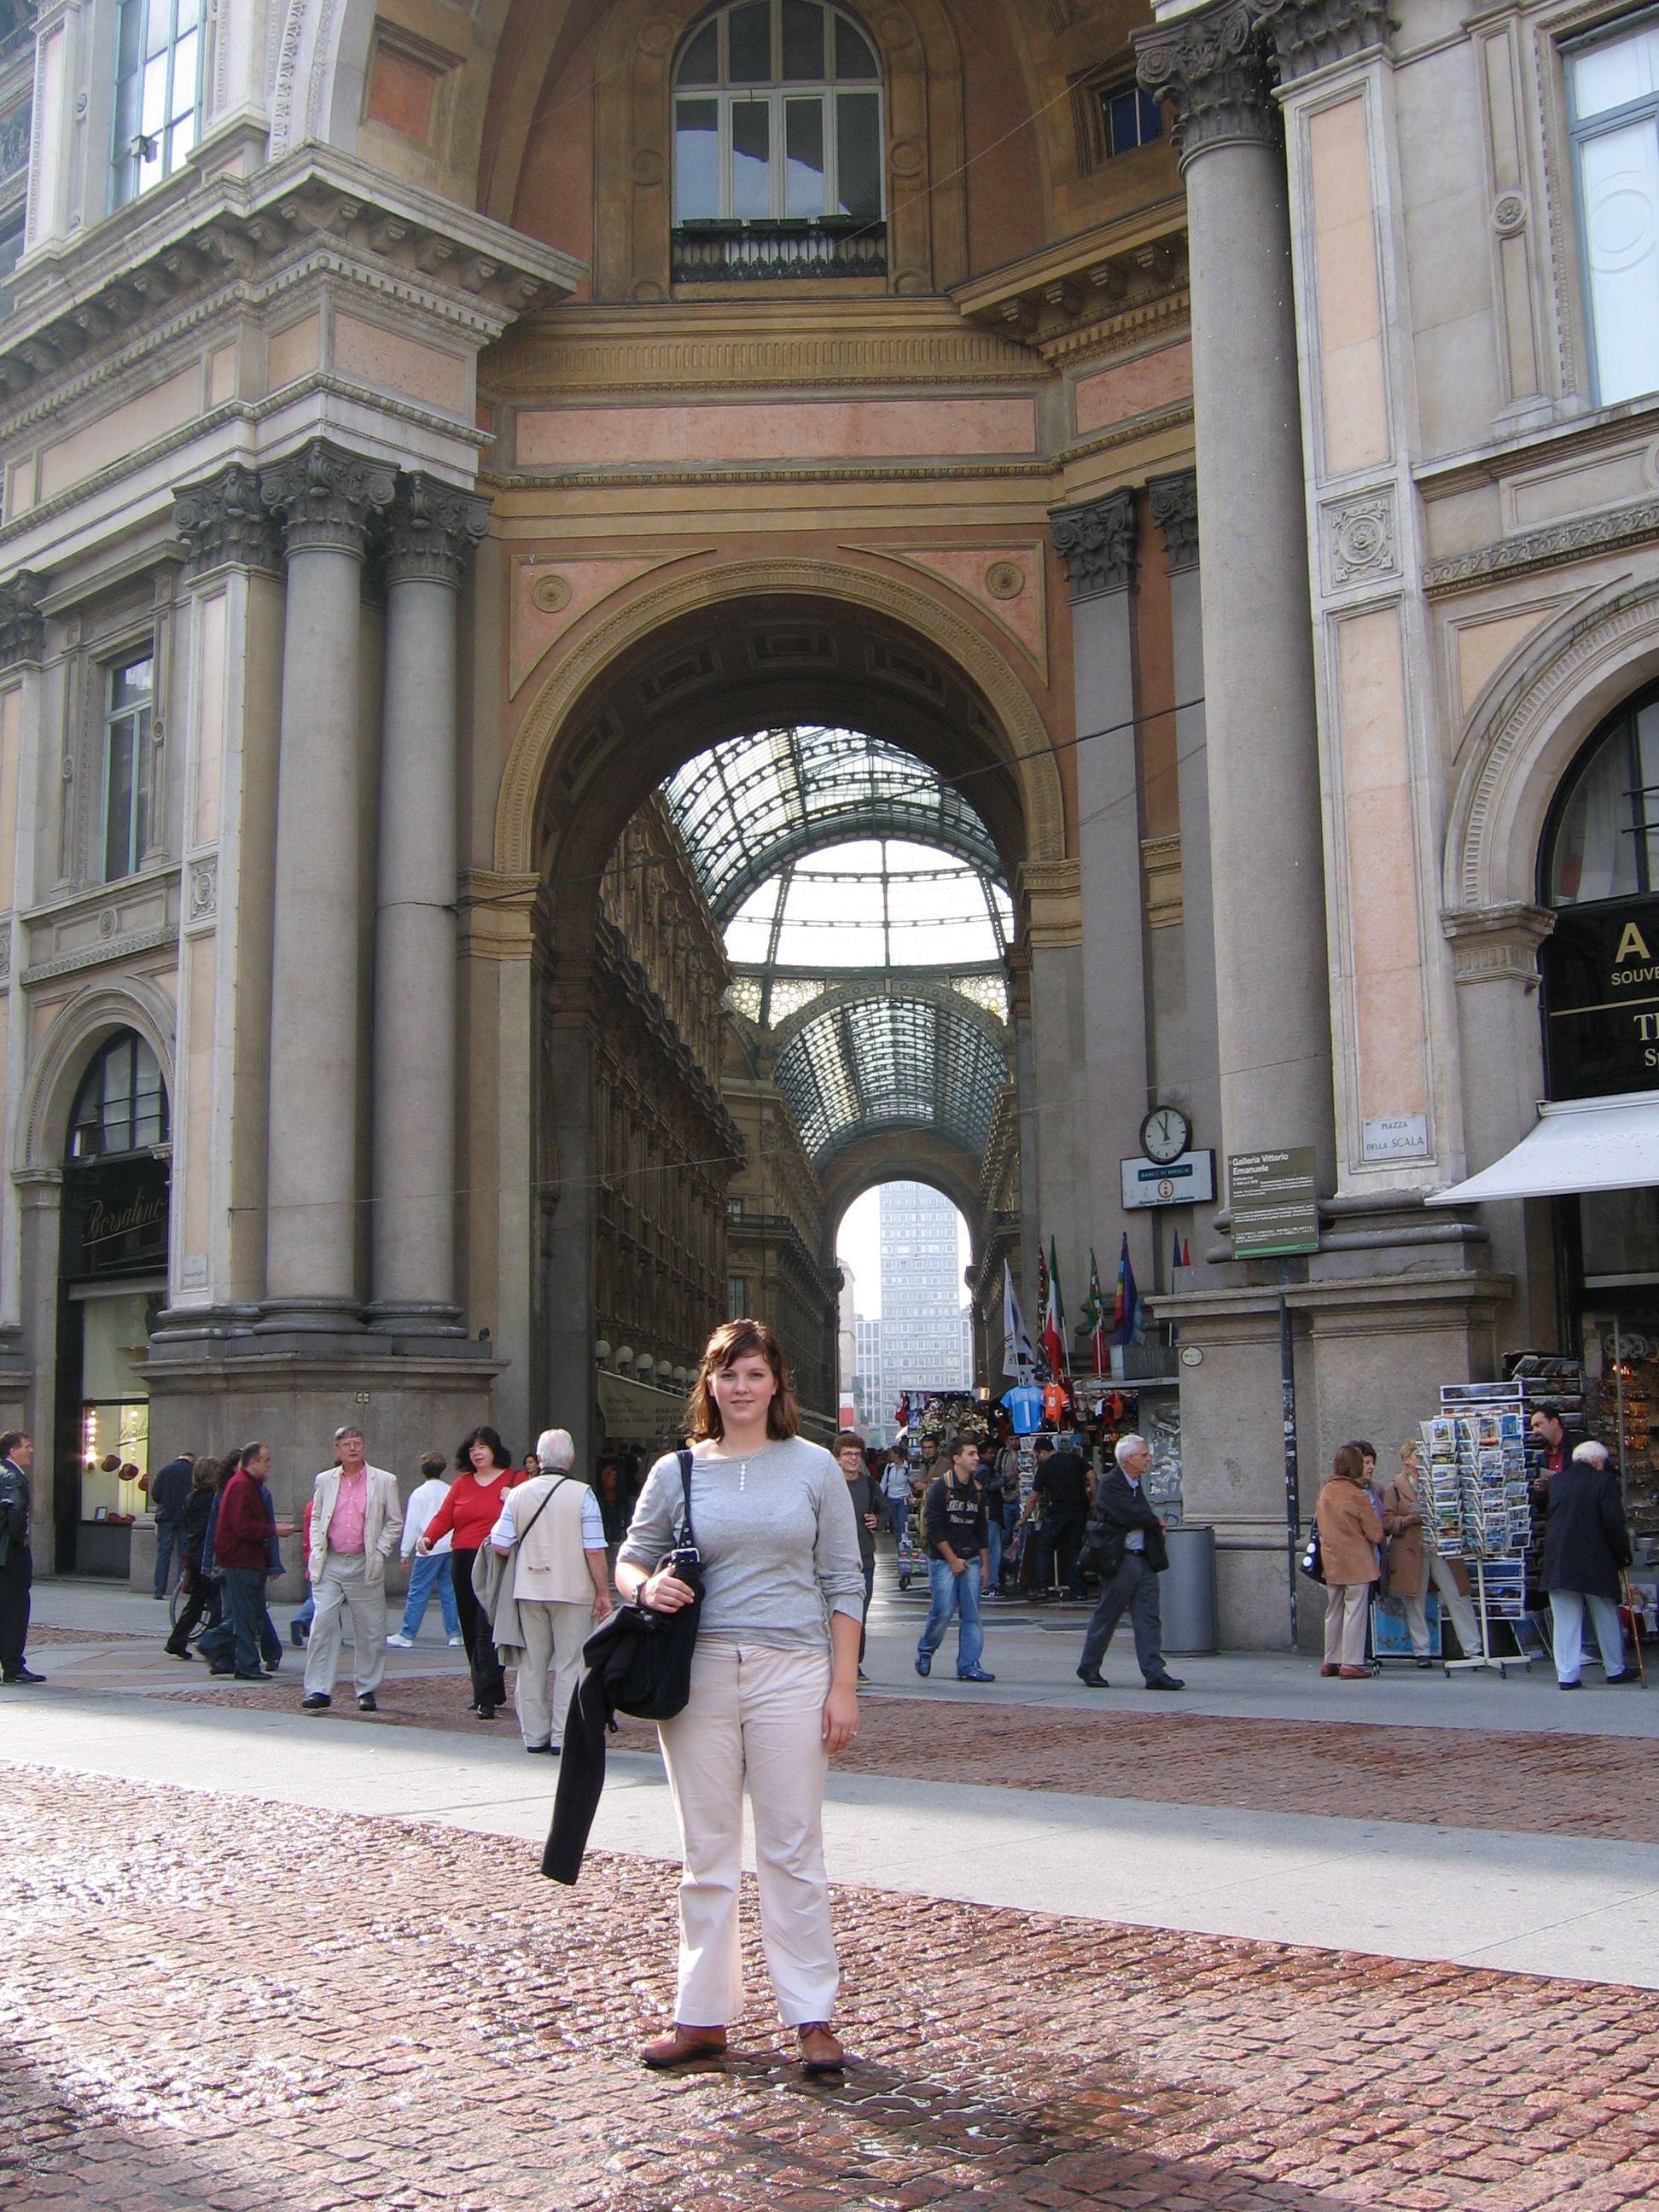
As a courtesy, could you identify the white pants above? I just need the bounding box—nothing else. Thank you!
[514,1598,590,1749]
[1550,1589,1626,1685]
[1400,1554,1482,1659]
[303,1552,387,1696]
[657,1639,835,2029]
[1324,1582,1369,1668]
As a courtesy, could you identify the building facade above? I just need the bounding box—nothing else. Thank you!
[0,0,1653,1632]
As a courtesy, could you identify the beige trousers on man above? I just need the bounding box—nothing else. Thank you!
[657,1639,835,2029]
[303,1551,387,1696]
[1324,1580,1370,1668]
[514,1597,591,1749]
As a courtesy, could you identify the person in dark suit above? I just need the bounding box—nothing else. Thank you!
[0,1429,44,1685]
[1544,1439,1636,1689]
[1075,1434,1184,1691]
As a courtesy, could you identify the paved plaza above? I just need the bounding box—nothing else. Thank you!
[4,1570,1659,2209]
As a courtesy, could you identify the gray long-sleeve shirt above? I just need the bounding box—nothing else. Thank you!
[618,1435,866,1652]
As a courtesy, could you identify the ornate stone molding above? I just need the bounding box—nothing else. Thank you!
[0,569,43,667]
[187,856,218,926]
[382,473,492,591]
[1254,0,1393,84]
[260,439,397,561]
[1441,901,1554,985]
[1146,469,1199,573]
[1423,495,1659,597]
[1323,486,1398,591]
[1050,489,1138,601]
[1135,3,1278,169]
[1016,858,1083,950]
[173,463,282,576]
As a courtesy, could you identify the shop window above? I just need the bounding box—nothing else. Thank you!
[672,0,885,280]
[69,1030,169,1160]
[1566,14,1659,407]
[102,651,153,883]
[111,0,199,209]
[1098,80,1163,159]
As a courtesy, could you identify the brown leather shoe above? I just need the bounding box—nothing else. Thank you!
[639,2023,728,2069]
[1337,1665,1369,1679]
[797,2022,844,2075]
[1320,1663,1341,1677]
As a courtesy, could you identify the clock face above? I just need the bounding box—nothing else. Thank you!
[1140,1105,1191,1165]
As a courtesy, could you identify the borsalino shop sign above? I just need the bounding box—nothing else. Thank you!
[62,1158,170,1278]
[1543,903,1659,1100]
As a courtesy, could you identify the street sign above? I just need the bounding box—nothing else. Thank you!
[1228,1147,1318,1258]
[1120,1149,1216,1211]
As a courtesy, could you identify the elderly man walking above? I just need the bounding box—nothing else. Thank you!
[301,1425,401,1714]
[0,1430,43,1685]
[1076,1435,1185,1691]
[1544,1439,1637,1689]
[489,1428,611,1755]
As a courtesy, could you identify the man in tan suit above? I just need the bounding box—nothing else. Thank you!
[301,1425,402,1714]
[488,1427,611,1755]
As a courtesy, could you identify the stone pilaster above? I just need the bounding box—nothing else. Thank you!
[1254,0,1392,84]
[0,572,44,668]
[1147,470,1200,575]
[172,463,282,577]
[1050,489,1138,602]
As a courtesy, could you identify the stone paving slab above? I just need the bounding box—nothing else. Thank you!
[4,1767,1659,2212]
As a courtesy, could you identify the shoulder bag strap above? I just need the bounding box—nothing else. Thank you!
[514,1476,564,1549]
[676,1447,696,1549]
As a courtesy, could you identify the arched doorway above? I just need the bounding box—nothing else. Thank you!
[53,1031,171,1575]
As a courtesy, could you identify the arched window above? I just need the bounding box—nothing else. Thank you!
[1544,683,1659,908]
[68,1031,168,1161]
[672,0,884,276]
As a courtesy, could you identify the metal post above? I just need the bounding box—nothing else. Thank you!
[1280,1265,1299,1650]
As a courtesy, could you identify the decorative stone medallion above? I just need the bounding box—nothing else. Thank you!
[530,572,573,614]
[984,559,1025,601]
[1324,488,1398,591]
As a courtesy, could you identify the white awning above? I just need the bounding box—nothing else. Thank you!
[1427,1092,1659,1205]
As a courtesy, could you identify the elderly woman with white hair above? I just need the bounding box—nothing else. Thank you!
[1542,1437,1637,1690]
[488,1427,614,1754]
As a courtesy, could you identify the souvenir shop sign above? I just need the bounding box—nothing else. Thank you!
[61,1158,169,1280]
[1120,1150,1215,1211]
[1542,901,1659,1100]
[1227,1148,1318,1259]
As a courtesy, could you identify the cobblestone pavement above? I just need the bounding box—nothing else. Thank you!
[143,1663,1659,1846]
[3,1765,1658,2212]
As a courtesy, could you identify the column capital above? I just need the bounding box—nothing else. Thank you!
[0,570,44,667]
[383,474,492,590]
[1135,2,1278,169]
[1147,470,1200,574]
[1050,489,1138,602]
[1442,901,1556,986]
[173,463,283,578]
[1255,0,1393,85]
[259,438,397,560]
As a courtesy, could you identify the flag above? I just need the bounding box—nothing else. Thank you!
[1042,1236,1069,1377]
[1035,1243,1051,1379]
[1181,1236,1190,1267]
[1172,1229,1183,1278]
[1112,1232,1144,1348]
[1002,1259,1034,1377]
[1083,1249,1108,1376]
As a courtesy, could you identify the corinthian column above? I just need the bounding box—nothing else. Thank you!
[1137,4,1336,1204]
[367,474,490,1337]
[257,439,395,1332]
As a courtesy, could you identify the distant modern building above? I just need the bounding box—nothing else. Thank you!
[873,1183,974,1413]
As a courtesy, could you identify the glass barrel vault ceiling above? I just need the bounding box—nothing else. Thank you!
[656,725,1013,1166]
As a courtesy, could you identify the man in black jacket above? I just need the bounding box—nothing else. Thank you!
[0,1429,44,1685]
[1076,1434,1183,1691]
[148,1452,195,1598]
[1543,1439,1636,1688]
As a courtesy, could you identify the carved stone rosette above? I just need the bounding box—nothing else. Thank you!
[1135,1,1278,167]
[1255,0,1393,84]
[382,473,492,591]
[1050,489,1138,602]
[259,438,397,561]
[1146,470,1200,574]
[173,463,283,576]
[0,570,44,667]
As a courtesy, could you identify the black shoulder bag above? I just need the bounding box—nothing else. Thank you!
[578,1447,705,1721]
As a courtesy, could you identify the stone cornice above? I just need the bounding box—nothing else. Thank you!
[0,567,43,665]
[1,146,583,417]
[1016,857,1083,949]
[1255,0,1394,84]
[261,439,397,560]
[1135,2,1279,169]
[1423,495,1659,597]
[382,474,492,590]
[948,204,1190,366]
[1147,468,1200,572]
[173,462,283,578]
[1051,488,1139,600]
[1441,901,1556,984]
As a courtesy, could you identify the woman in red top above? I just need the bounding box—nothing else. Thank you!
[419,1425,519,1720]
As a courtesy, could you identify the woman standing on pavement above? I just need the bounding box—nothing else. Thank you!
[1316,1443,1383,1679]
[616,1318,864,2078]
[163,1455,222,1659]
[1386,1440,1481,1663]
[417,1425,520,1721]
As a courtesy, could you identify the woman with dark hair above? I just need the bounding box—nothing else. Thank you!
[163,1455,223,1659]
[417,1424,519,1720]
[616,1318,864,2078]
[1317,1442,1384,1679]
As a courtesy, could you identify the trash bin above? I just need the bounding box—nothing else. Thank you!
[1161,1525,1217,1654]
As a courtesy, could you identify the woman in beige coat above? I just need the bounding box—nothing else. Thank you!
[1385,1440,1481,1665]
[1316,1443,1383,1678]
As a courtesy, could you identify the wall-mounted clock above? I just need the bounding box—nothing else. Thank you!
[1138,1104,1192,1166]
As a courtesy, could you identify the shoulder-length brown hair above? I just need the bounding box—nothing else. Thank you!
[685,1318,800,1442]
[1330,1442,1366,1486]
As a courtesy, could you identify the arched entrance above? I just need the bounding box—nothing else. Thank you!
[53,1030,171,1575]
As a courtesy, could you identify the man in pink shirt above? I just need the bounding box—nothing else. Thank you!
[301,1425,402,1713]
